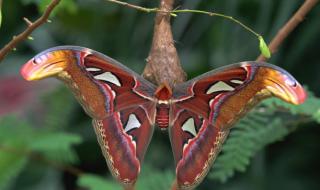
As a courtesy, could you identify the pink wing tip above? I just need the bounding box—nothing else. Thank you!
[20,60,34,81]
[295,83,307,104]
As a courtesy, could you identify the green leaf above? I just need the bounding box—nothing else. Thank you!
[0,147,28,190]
[210,87,320,182]
[0,117,31,190]
[41,87,76,130]
[29,133,82,152]
[210,109,288,182]
[136,165,174,190]
[263,89,320,123]
[22,0,77,16]
[77,166,174,190]
[259,36,271,58]
[77,174,122,190]
[0,115,83,181]
[0,116,34,143]
[29,133,82,163]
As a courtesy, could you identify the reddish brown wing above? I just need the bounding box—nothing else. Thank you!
[170,62,306,189]
[169,106,229,188]
[37,46,158,186]
[22,46,157,187]
[77,48,157,186]
[93,104,155,186]
[80,48,156,113]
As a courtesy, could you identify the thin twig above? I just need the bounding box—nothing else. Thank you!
[0,0,61,62]
[257,0,319,61]
[23,17,33,26]
[104,0,261,39]
[104,0,158,13]
[172,9,260,37]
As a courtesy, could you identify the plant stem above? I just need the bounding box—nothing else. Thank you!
[171,9,261,38]
[104,0,261,40]
[256,0,319,61]
[104,0,158,13]
[0,0,61,62]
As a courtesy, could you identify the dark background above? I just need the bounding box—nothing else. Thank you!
[0,0,319,190]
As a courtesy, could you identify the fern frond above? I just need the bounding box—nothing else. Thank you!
[77,174,121,190]
[136,164,174,190]
[209,88,320,183]
[0,116,31,190]
[263,90,320,122]
[41,86,77,130]
[0,149,28,190]
[77,165,174,190]
[29,132,82,163]
[210,109,288,182]
[0,115,83,189]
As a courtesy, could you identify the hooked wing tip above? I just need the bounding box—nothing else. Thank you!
[21,59,36,81]
[256,65,307,105]
[292,82,307,105]
[20,49,75,81]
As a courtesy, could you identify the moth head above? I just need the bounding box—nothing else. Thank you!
[154,82,173,101]
[21,49,74,81]
[259,67,306,105]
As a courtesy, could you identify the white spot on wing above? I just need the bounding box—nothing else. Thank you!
[94,72,121,86]
[206,81,234,94]
[86,67,101,72]
[182,118,197,137]
[124,114,141,132]
[230,79,244,84]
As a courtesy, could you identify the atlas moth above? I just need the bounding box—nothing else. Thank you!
[21,46,306,190]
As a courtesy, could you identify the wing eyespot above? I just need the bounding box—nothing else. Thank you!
[34,57,44,65]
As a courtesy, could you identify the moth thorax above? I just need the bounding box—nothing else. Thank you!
[154,83,172,101]
[156,104,170,129]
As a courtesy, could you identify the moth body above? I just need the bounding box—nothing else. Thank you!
[154,83,173,129]
[20,46,307,190]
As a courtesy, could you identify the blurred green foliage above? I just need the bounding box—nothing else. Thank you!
[0,115,82,190]
[211,91,320,182]
[78,174,122,190]
[0,0,320,190]
[22,0,77,15]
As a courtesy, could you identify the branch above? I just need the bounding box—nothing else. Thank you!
[257,0,319,61]
[142,0,186,86]
[104,0,158,13]
[104,1,267,85]
[0,0,61,62]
